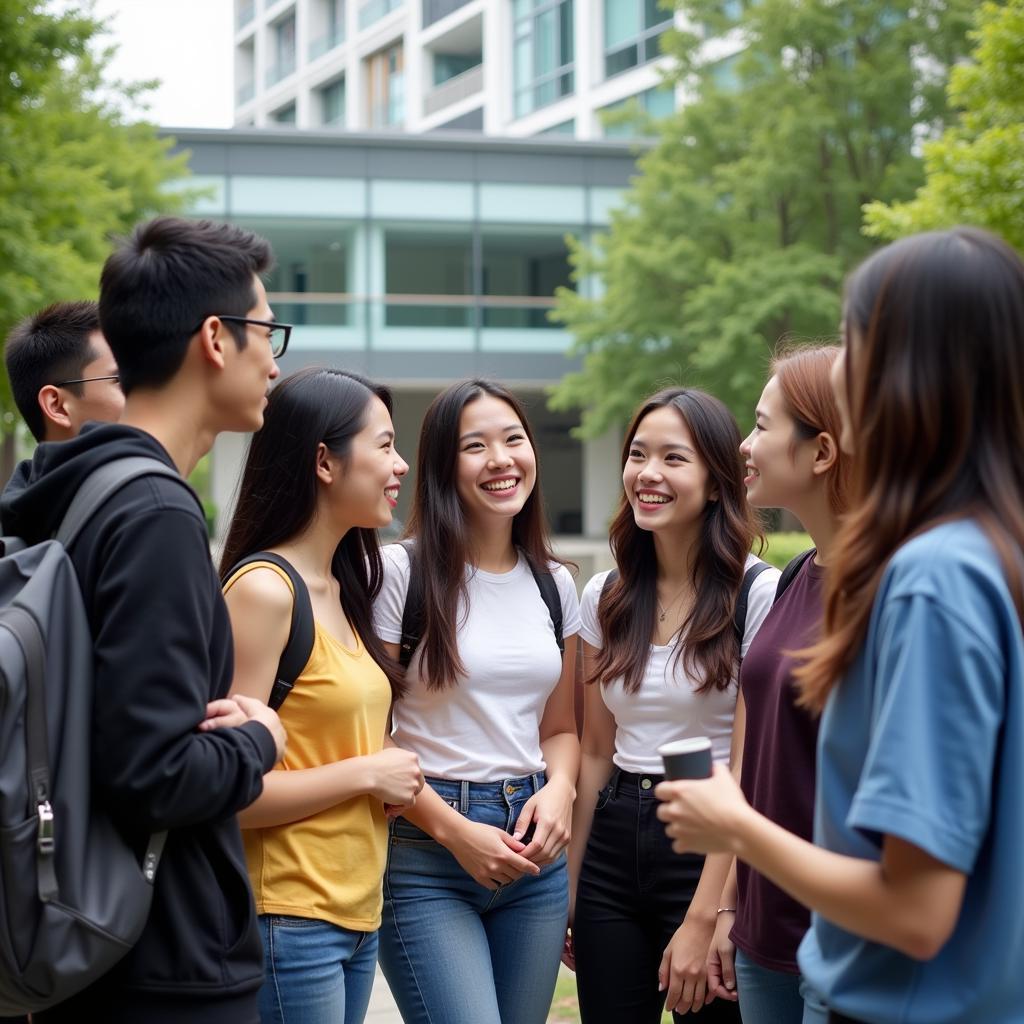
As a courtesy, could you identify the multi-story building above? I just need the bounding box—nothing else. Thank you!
[234,0,743,140]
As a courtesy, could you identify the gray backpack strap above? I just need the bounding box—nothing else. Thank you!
[56,456,191,550]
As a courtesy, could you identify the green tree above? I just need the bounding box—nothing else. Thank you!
[0,1,188,454]
[551,0,973,437]
[865,0,1024,250]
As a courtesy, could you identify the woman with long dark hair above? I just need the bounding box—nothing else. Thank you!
[710,347,849,1024]
[656,227,1024,1024]
[372,379,581,1024]
[219,368,424,1024]
[567,388,778,1023]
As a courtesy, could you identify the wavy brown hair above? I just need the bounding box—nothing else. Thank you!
[404,379,567,691]
[796,228,1024,711]
[772,345,851,514]
[592,388,763,695]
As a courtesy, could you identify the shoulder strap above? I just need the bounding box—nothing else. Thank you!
[774,548,816,603]
[398,540,423,670]
[527,561,564,657]
[224,553,315,711]
[398,544,566,669]
[734,560,773,642]
[56,455,190,549]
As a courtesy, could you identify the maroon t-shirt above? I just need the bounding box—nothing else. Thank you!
[731,554,825,973]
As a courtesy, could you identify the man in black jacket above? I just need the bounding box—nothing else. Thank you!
[0,217,288,1023]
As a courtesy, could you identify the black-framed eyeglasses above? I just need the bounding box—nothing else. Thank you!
[193,315,292,358]
[54,374,120,388]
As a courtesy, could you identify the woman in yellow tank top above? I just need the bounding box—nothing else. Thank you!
[219,368,424,1024]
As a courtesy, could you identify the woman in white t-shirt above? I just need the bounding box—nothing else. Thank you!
[566,387,778,1024]
[372,379,581,1024]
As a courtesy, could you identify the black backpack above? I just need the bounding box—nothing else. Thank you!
[603,559,773,644]
[398,541,564,671]
[223,552,315,711]
[774,549,816,604]
[0,456,187,1015]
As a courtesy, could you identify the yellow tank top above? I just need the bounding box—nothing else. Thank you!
[224,560,391,931]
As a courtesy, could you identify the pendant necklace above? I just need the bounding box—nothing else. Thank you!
[657,584,690,622]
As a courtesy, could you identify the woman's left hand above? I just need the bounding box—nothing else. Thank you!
[654,765,750,855]
[659,916,716,1014]
[514,777,575,866]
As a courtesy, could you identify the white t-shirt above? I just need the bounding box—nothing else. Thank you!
[374,543,583,782]
[579,554,779,774]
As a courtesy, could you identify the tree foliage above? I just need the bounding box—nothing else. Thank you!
[551,0,974,437]
[865,0,1024,251]
[0,1,188,428]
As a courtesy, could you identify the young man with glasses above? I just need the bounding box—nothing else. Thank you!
[4,300,124,442]
[0,217,290,1024]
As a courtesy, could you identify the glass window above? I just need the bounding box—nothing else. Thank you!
[358,0,403,30]
[235,218,355,327]
[384,228,473,327]
[601,85,674,137]
[604,0,672,79]
[538,118,575,136]
[366,43,404,128]
[433,53,482,86]
[513,0,575,118]
[480,229,573,329]
[310,0,345,60]
[319,77,346,126]
[271,102,297,124]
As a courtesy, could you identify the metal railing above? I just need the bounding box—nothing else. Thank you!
[423,63,483,116]
[236,81,256,104]
[266,55,297,87]
[309,26,345,61]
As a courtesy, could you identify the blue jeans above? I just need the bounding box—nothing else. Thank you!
[734,949,828,1024]
[379,774,569,1024]
[258,915,378,1024]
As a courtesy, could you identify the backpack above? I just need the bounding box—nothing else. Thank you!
[603,559,773,643]
[774,549,816,603]
[398,541,564,671]
[0,455,188,1015]
[222,552,315,711]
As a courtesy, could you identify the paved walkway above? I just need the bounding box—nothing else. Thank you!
[365,965,402,1022]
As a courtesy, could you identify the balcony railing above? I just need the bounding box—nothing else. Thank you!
[358,0,403,30]
[423,63,483,116]
[266,55,297,87]
[237,1,256,29]
[309,25,345,61]
[423,0,473,28]
[236,80,256,104]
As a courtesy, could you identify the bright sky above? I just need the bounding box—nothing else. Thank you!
[90,0,234,128]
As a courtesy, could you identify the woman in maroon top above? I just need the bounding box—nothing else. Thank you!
[708,347,850,1023]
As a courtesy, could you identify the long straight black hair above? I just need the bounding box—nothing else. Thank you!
[404,379,566,691]
[220,367,404,697]
[593,388,762,695]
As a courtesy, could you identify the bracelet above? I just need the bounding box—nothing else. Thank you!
[716,907,736,915]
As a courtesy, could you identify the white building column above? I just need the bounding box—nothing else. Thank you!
[583,425,621,538]
[210,431,249,546]
[573,0,596,139]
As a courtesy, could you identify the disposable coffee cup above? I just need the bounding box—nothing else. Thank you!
[658,737,713,780]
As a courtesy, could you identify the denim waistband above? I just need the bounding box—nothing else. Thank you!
[426,773,545,812]
[607,767,665,798]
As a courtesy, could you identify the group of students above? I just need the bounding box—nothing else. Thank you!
[2,217,1022,1024]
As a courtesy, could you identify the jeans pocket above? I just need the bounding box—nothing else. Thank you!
[593,783,614,811]
[390,816,437,846]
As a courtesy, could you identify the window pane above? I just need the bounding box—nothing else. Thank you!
[385,230,472,327]
[605,0,640,49]
[645,0,671,30]
[605,44,638,77]
[559,0,574,65]
[535,8,557,77]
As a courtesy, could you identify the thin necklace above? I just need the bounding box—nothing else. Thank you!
[657,583,690,622]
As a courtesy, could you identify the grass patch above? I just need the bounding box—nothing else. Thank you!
[761,531,812,569]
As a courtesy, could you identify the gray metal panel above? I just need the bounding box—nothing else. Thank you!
[275,348,582,386]
[430,107,485,132]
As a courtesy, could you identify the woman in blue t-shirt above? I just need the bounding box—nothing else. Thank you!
[655,227,1024,1024]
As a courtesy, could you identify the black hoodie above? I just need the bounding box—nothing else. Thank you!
[1,424,276,1023]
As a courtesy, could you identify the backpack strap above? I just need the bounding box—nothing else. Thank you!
[398,543,565,669]
[398,541,424,671]
[734,560,773,643]
[223,553,315,712]
[774,548,816,603]
[56,455,194,549]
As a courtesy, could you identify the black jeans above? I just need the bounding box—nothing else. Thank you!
[829,1015,869,1024]
[574,769,742,1024]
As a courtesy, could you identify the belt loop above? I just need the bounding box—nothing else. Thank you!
[460,779,469,814]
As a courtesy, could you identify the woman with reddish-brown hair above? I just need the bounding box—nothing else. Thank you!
[707,346,849,1024]
[567,387,778,1023]
[656,227,1024,1024]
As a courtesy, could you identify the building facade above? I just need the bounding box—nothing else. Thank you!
[233,0,743,140]
[171,128,633,541]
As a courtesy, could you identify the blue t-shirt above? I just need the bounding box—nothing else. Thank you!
[798,520,1024,1024]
